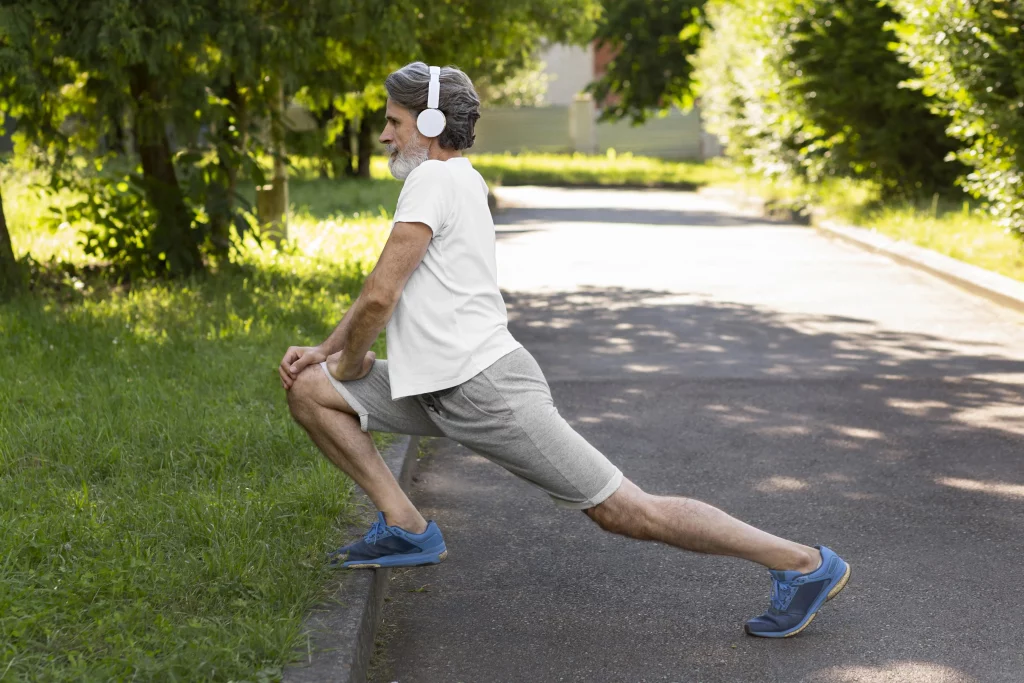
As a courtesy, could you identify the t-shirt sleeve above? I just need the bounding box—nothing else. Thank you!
[392,162,452,236]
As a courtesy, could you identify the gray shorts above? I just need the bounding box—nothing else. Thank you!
[320,348,622,509]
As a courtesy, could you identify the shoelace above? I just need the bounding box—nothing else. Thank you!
[770,579,798,612]
[364,520,392,545]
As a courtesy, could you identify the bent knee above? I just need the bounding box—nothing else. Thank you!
[287,366,321,418]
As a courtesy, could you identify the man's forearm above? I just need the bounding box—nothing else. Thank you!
[318,305,356,355]
[322,294,392,365]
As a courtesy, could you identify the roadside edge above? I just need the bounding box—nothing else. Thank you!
[814,219,1024,315]
[283,435,420,683]
[694,186,1024,315]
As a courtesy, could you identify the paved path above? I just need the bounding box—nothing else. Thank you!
[371,187,1024,683]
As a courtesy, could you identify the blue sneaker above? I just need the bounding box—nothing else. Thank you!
[744,545,851,638]
[328,512,448,569]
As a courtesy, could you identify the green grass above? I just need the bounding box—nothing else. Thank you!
[466,151,738,189]
[1,168,394,682]
[734,174,1024,283]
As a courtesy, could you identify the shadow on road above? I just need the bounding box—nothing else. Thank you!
[487,285,1024,681]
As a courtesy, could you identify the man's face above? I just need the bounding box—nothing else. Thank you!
[379,98,429,179]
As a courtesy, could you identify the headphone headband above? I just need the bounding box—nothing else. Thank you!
[427,66,441,109]
[417,65,446,138]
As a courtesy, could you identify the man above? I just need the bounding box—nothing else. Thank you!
[279,62,850,638]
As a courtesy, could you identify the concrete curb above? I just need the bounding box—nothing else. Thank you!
[696,186,1024,315]
[283,435,420,683]
[815,219,1024,315]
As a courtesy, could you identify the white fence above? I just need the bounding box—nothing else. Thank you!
[472,105,718,160]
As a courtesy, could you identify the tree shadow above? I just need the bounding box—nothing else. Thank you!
[491,284,1024,680]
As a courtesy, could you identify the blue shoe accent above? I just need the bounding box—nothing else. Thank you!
[328,512,448,569]
[744,545,851,638]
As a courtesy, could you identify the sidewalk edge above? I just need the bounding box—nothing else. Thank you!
[282,435,420,683]
[815,219,1024,315]
[696,186,1024,315]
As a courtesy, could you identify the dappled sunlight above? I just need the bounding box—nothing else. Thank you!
[755,476,808,492]
[808,661,977,683]
[951,402,1024,437]
[504,287,1024,386]
[502,285,1023,523]
[937,477,1024,500]
[832,425,885,440]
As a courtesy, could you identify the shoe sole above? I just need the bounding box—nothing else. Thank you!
[341,548,448,570]
[745,562,852,639]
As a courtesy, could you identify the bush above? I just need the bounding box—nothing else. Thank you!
[889,0,1024,238]
[695,0,962,197]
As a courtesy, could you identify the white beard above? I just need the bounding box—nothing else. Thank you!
[387,139,430,179]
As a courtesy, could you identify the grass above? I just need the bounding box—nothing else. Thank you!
[466,151,738,189]
[1,167,393,682]
[733,174,1024,283]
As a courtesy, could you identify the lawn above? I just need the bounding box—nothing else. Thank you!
[467,151,737,189]
[1,167,392,682]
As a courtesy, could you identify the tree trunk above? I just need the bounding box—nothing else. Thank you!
[330,118,355,178]
[356,108,380,179]
[209,75,246,258]
[0,180,23,300]
[129,66,202,277]
[257,76,288,245]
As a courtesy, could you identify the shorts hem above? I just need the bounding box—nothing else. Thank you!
[550,469,624,510]
[320,362,371,432]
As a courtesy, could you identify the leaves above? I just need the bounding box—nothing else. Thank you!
[889,0,1024,237]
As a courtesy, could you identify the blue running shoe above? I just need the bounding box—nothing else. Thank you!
[744,545,851,638]
[328,512,448,569]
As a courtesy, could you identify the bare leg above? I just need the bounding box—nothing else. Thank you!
[287,366,428,534]
[586,478,820,573]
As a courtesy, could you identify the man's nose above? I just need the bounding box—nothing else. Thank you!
[379,128,390,144]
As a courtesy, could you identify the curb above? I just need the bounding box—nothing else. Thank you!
[696,186,1024,315]
[283,435,420,683]
[815,219,1024,315]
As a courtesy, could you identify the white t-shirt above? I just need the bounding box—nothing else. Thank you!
[385,157,522,399]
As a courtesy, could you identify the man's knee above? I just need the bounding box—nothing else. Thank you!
[287,365,357,425]
[583,479,652,540]
[287,367,320,421]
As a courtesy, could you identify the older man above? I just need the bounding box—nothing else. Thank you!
[279,62,850,638]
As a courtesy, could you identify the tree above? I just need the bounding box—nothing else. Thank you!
[889,0,1024,237]
[586,0,705,123]
[0,179,20,300]
[693,0,961,196]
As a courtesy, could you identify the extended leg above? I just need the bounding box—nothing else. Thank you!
[585,478,819,572]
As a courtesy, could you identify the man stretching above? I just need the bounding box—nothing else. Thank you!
[279,62,850,638]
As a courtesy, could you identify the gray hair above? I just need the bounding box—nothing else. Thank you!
[384,62,481,151]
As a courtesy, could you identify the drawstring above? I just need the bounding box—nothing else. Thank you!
[423,387,456,418]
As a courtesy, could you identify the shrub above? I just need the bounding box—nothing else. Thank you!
[889,0,1024,238]
[696,0,962,197]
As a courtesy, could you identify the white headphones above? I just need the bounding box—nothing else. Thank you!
[416,65,446,138]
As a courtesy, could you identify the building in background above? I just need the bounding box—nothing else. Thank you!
[472,43,721,160]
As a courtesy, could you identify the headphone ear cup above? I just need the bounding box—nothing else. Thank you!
[417,108,446,138]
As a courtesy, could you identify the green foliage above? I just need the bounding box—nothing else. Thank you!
[695,0,961,197]
[0,0,602,281]
[587,0,706,123]
[889,0,1024,238]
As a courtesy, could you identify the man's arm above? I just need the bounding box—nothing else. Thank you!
[325,221,433,380]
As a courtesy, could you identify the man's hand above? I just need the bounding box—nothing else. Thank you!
[326,350,376,382]
[279,345,327,390]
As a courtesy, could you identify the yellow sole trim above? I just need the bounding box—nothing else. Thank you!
[780,563,852,638]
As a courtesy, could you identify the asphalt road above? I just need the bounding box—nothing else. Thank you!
[370,186,1024,683]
